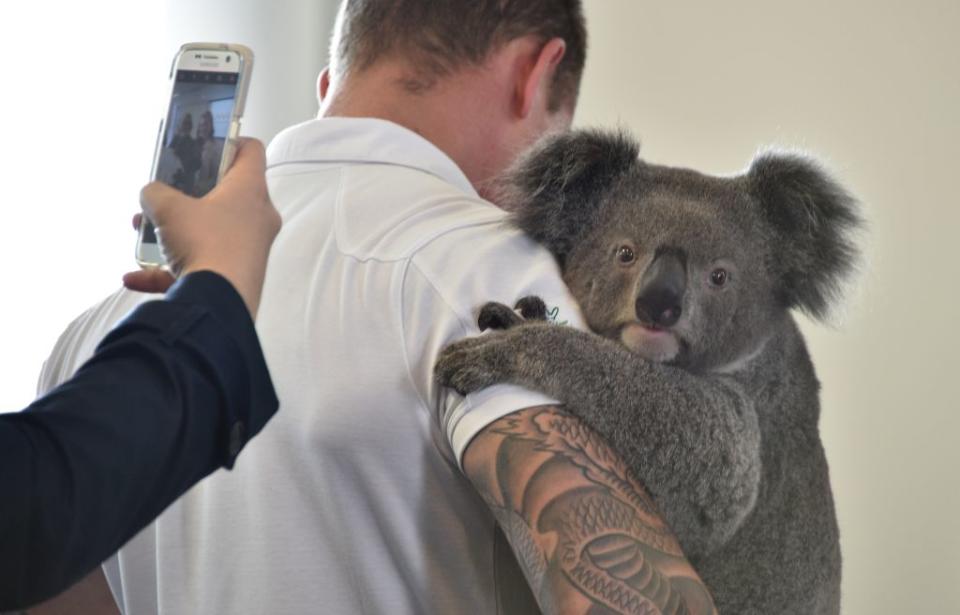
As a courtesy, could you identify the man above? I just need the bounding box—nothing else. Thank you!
[37,2,715,613]
[1,140,280,610]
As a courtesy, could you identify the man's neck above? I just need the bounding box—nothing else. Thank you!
[318,63,512,195]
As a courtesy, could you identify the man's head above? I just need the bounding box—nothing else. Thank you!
[319,0,587,193]
[330,0,585,112]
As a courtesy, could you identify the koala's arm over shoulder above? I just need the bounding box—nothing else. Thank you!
[437,324,762,555]
[463,405,718,615]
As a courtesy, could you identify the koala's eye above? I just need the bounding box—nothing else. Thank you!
[709,268,729,287]
[616,246,636,265]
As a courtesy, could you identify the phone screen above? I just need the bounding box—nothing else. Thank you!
[142,66,240,245]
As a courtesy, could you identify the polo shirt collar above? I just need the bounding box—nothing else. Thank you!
[267,117,478,197]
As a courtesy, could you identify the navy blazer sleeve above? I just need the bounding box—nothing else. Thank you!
[0,271,279,610]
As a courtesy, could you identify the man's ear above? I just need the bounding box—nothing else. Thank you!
[517,38,567,119]
[499,129,640,267]
[747,152,863,320]
[317,67,331,104]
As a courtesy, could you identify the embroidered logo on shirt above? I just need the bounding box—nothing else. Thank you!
[547,306,568,326]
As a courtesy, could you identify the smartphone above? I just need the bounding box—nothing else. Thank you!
[136,42,254,267]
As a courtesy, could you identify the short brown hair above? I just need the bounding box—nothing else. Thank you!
[331,0,587,111]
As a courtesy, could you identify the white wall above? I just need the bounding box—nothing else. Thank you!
[575,2,959,613]
[159,0,338,144]
[0,0,336,411]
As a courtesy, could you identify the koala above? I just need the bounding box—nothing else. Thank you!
[435,129,862,614]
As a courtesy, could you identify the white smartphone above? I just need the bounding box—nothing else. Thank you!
[136,42,254,267]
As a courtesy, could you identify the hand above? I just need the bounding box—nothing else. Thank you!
[124,139,281,316]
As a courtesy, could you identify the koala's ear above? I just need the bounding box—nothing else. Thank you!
[747,152,863,320]
[498,129,640,267]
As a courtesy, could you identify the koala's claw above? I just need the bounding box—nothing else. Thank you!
[435,338,495,394]
[515,296,548,321]
[476,296,549,332]
[478,302,523,331]
[440,364,496,395]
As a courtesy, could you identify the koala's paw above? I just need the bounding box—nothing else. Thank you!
[478,302,523,331]
[435,335,515,395]
[515,296,548,321]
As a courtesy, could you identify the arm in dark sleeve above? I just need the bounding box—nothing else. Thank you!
[0,271,279,610]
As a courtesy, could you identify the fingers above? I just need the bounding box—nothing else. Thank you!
[139,180,189,226]
[122,268,176,293]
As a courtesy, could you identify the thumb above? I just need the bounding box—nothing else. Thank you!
[210,138,267,199]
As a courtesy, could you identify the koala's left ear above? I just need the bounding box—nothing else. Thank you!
[497,129,640,268]
[747,152,863,320]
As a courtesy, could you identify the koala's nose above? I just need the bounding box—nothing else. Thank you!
[635,251,686,328]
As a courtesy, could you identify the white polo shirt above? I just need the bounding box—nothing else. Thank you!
[38,117,585,614]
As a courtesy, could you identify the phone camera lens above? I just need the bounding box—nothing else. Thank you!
[226,56,231,63]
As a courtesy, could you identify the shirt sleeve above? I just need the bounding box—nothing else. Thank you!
[0,271,279,610]
[401,221,586,469]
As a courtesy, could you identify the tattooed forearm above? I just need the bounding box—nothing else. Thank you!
[464,406,716,615]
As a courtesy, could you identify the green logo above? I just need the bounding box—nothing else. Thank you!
[547,306,568,326]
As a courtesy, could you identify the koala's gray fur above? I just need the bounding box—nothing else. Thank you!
[435,129,862,614]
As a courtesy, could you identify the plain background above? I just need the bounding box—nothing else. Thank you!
[1,1,956,613]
